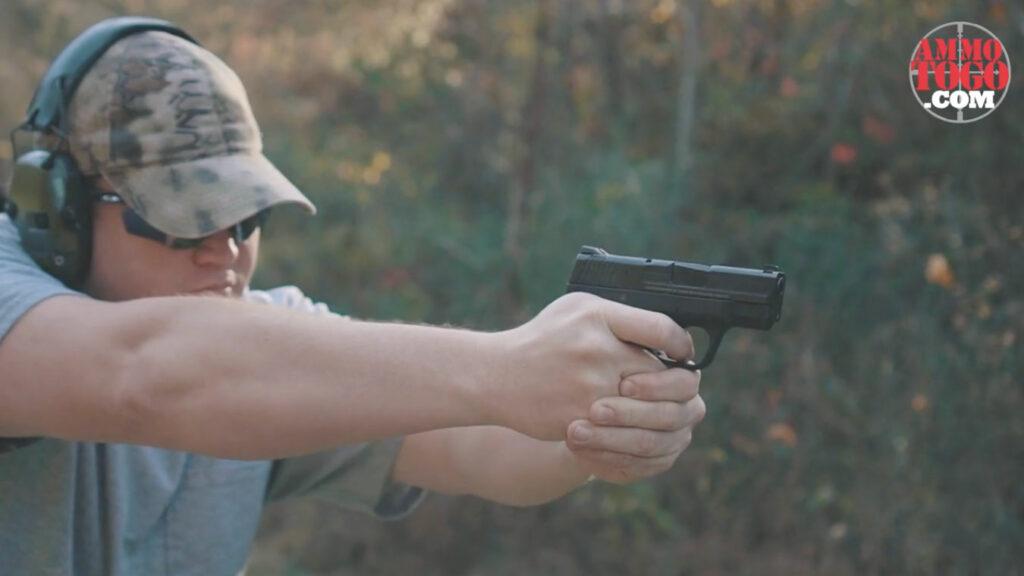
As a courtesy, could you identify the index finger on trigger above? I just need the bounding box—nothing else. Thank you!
[600,302,694,362]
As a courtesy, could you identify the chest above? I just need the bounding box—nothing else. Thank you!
[0,441,270,576]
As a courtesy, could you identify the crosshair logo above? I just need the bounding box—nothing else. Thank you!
[909,22,1010,123]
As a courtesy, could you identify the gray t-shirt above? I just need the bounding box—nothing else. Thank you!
[0,214,424,575]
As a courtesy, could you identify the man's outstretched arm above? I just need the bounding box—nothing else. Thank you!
[0,292,693,459]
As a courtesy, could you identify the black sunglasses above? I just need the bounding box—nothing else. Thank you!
[95,193,269,250]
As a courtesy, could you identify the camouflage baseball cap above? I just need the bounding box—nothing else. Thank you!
[66,30,316,239]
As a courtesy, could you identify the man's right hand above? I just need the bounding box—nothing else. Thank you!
[482,292,695,441]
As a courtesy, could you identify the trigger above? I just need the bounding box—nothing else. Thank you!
[645,347,699,372]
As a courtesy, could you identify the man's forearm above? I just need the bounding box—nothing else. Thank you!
[124,297,509,458]
[393,426,590,506]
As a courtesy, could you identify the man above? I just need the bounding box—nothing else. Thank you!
[0,18,705,575]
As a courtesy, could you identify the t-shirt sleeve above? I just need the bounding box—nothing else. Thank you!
[264,439,426,519]
[0,214,82,454]
[245,285,426,519]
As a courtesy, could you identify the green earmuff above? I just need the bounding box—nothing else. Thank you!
[5,149,91,281]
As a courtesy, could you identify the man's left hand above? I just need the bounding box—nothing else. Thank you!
[565,367,705,484]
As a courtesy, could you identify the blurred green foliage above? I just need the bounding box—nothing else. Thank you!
[2,0,1021,574]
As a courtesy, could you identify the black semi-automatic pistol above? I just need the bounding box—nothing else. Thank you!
[565,246,785,370]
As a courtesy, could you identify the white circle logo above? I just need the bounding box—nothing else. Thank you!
[909,22,1010,124]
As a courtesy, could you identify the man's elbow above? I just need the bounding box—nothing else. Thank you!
[101,312,189,449]
[107,358,162,446]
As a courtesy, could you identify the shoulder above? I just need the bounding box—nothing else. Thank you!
[0,214,81,343]
[0,213,78,290]
[0,213,27,258]
[0,213,16,243]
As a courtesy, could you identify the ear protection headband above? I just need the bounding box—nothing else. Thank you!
[1,17,197,287]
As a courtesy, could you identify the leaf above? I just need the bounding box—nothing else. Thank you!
[925,253,955,289]
[766,423,798,447]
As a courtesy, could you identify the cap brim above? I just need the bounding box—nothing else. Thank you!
[103,152,316,239]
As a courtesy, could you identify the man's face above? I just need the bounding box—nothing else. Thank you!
[82,185,260,301]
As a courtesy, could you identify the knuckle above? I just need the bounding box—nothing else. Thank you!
[670,371,697,401]
[679,428,694,451]
[571,326,602,351]
[593,400,619,423]
[618,402,635,425]
[682,328,695,352]
[562,291,597,308]
[567,333,606,367]
[693,396,707,423]
[653,314,678,347]
[604,451,633,470]
[657,402,682,429]
[637,431,659,456]
[620,376,640,398]
[653,457,675,475]
[629,374,652,399]
[683,371,701,396]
